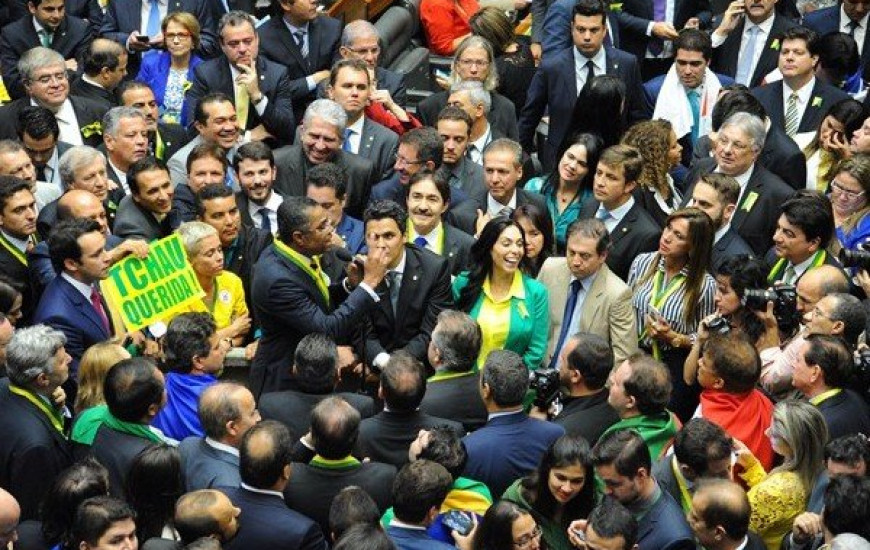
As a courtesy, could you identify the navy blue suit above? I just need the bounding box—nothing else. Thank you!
[178,437,240,491]
[634,486,696,550]
[710,14,798,88]
[33,275,112,377]
[751,79,851,136]
[387,525,455,550]
[135,51,204,127]
[616,0,712,59]
[336,214,365,255]
[219,486,327,550]
[462,411,565,498]
[804,6,870,69]
[538,0,620,59]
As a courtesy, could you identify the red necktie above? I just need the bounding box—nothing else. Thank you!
[90,287,110,334]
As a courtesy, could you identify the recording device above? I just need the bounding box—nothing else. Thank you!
[135,35,150,43]
[704,316,732,336]
[442,511,474,536]
[839,247,870,271]
[742,283,801,335]
[530,368,561,411]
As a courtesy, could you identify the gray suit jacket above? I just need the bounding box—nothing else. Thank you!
[450,158,485,198]
[537,258,638,366]
[442,224,474,277]
[358,117,398,181]
[113,194,171,241]
[178,437,241,491]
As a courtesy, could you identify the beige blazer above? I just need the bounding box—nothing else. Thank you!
[537,258,638,366]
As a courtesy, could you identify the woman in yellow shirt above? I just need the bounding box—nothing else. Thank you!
[736,399,828,550]
[176,222,250,346]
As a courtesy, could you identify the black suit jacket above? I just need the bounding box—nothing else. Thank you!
[259,389,375,441]
[283,460,396,537]
[443,223,474,276]
[113,194,173,241]
[358,410,464,468]
[711,227,756,271]
[258,14,342,122]
[419,371,488,432]
[0,96,108,147]
[358,117,399,181]
[447,188,548,236]
[155,122,189,162]
[376,66,407,107]
[185,56,299,146]
[416,90,519,141]
[70,77,116,110]
[91,424,155,499]
[616,0,712,59]
[0,385,73,520]
[711,14,799,88]
[364,244,453,365]
[273,144,376,219]
[220,486,327,550]
[226,222,272,327]
[578,199,661,281]
[0,15,93,100]
[683,158,795,255]
[751,79,850,136]
[0,236,37,325]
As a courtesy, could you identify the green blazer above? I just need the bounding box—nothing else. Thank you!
[452,272,550,370]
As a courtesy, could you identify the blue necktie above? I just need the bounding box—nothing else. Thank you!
[259,208,272,234]
[735,26,759,86]
[414,236,427,248]
[687,90,701,144]
[146,0,161,38]
[549,279,582,370]
[342,128,353,152]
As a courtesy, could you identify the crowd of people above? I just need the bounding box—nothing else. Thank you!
[2,0,870,548]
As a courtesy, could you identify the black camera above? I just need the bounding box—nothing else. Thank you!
[705,316,732,336]
[530,368,561,410]
[742,283,801,335]
[839,248,870,271]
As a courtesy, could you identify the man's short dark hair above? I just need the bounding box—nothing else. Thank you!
[17,105,59,141]
[127,156,168,196]
[306,162,348,200]
[81,39,124,76]
[233,140,274,172]
[587,499,638,549]
[329,58,371,87]
[71,496,135,548]
[0,175,32,211]
[711,90,766,131]
[294,333,337,393]
[704,332,760,393]
[566,332,613,390]
[364,200,407,235]
[827,293,867,346]
[391,460,453,524]
[380,351,426,411]
[674,28,712,60]
[195,183,235,217]
[277,196,318,245]
[436,105,473,135]
[565,218,610,255]
[117,80,154,103]
[194,93,233,127]
[416,426,467,479]
[804,334,854,390]
[781,26,820,57]
[47,217,102,274]
[481,350,529,408]
[104,358,164,422]
[673,418,733,477]
[591,429,651,477]
[174,490,223,544]
[186,142,228,176]
[823,475,870,540]
[572,0,607,24]
[238,420,293,489]
[430,310,481,373]
[328,486,381,541]
[623,354,671,415]
[398,127,443,167]
[780,192,834,249]
[164,312,216,374]
[310,396,360,459]
[699,173,740,206]
[825,434,870,467]
[405,168,452,205]
[694,479,752,540]
[332,523,395,550]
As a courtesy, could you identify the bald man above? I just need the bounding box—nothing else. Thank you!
[0,488,20,549]
[688,479,766,550]
[71,38,128,110]
[175,489,241,545]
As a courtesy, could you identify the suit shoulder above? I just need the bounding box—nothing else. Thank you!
[315,14,343,32]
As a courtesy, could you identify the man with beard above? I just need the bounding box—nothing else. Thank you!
[688,173,754,270]
[234,141,282,234]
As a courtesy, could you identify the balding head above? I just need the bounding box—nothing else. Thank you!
[689,479,751,549]
[239,420,292,491]
[0,488,20,546]
[57,189,108,234]
[797,266,850,317]
[310,396,360,459]
[175,489,240,544]
[198,382,260,447]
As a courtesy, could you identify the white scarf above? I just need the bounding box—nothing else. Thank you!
[652,65,723,140]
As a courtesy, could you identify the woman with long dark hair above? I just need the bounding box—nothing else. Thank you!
[453,217,549,370]
[563,75,627,151]
[35,458,110,550]
[126,445,184,543]
[512,204,554,278]
[502,435,595,550]
[470,500,542,550]
[803,98,866,191]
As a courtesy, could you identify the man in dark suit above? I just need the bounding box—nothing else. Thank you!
[186,11,298,147]
[117,81,189,163]
[259,333,375,441]
[273,99,376,219]
[113,156,174,241]
[305,163,366,255]
[437,106,485,199]
[338,20,407,106]
[0,0,92,100]
[591,430,695,550]
[249,195,390,397]
[233,141,282,233]
[0,48,107,148]
[32,218,111,380]
[689,478,768,550]
[688,173,755,270]
[386,461,457,550]
[537,0,621,61]
[258,0,341,124]
[419,310,487,432]
[578,144,660,281]
[178,382,260,491]
[683,112,794,255]
[100,0,218,76]
[17,105,71,193]
[358,353,464,468]
[0,325,73,520]
[463,350,565,498]
[448,139,547,237]
[361,200,453,370]
[710,0,798,87]
[70,38,127,111]
[102,106,150,196]
[519,0,647,170]
[804,0,870,71]
[220,421,328,550]
[370,127,444,212]
[90,358,168,498]
[0,177,39,325]
[751,27,850,140]
[327,59,398,182]
[284,397,396,537]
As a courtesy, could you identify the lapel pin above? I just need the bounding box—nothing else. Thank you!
[413,275,418,281]
[622,227,627,233]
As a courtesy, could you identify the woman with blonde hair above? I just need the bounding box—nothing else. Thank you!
[74,342,131,414]
[832,154,870,253]
[621,119,684,227]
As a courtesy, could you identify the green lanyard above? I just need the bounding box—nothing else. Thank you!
[644,268,685,360]
[767,250,826,283]
[9,384,65,435]
[0,232,28,265]
[273,240,330,306]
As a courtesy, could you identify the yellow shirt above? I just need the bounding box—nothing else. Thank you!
[742,460,807,550]
[174,271,248,330]
[474,271,525,368]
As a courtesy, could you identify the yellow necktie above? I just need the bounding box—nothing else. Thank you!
[235,83,249,131]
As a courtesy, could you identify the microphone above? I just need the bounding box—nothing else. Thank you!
[332,247,353,263]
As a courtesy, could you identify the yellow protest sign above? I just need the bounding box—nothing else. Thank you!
[103,233,204,331]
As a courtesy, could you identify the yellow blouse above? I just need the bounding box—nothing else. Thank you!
[174,271,248,330]
[474,271,525,368]
[741,460,807,550]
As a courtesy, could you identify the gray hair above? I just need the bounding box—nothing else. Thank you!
[448,36,499,91]
[302,99,348,134]
[198,382,250,440]
[0,140,26,156]
[102,106,146,138]
[218,10,255,37]
[341,20,379,48]
[431,310,481,373]
[831,534,870,550]
[18,47,65,82]
[6,325,67,387]
[720,112,766,152]
[177,221,219,256]
[59,146,105,188]
[483,138,523,167]
[449,80,491,114]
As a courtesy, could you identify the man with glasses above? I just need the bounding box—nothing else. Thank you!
[249,195,390,397]
[337,20,406,107]
[370,127,442,211]
[0,47,107,148]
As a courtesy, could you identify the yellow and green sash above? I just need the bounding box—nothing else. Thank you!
[644,268,685,360]
[767,250,826,283]
[9,384,65,435]
[0,232,29,266]
[809,388,842,406]
[273,240,330,306]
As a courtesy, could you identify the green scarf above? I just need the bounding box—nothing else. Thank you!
[72,404,164,445]
[600,411,679,461]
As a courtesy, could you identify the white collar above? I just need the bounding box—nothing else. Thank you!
[249,188,283,210]
[840,5,870,28]
[714,221,732,243]
[240,483,284,499]
[605,195,635,222]
[390,250,407,276]
[717,164,754,188]
[415,222,443,243]
[747,13,776,35]
[487,409,523,420]
[788,251,819,277]
[81,74,107,90]
[471,123,492,153]
[282,18,309,34]
[571,270,598,291]
[389,519,427,531]
[37,98,74,123]
[347,115,365,135]
[61,272,95,299]
[205,437,240,457]
[735,536,749,550]
[783,76,815,104]
[487,189,517,213]
[574,46,607,71]
[1,230,29,253]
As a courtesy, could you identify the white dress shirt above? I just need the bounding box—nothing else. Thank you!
[140,0,168,35]
[247,190,283,232]
[712,14,776,84]
[782,77,815,132]
[841,6,869,55]
[573,46,607,92]
[41,99,82,146]
[486,189,518,217]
